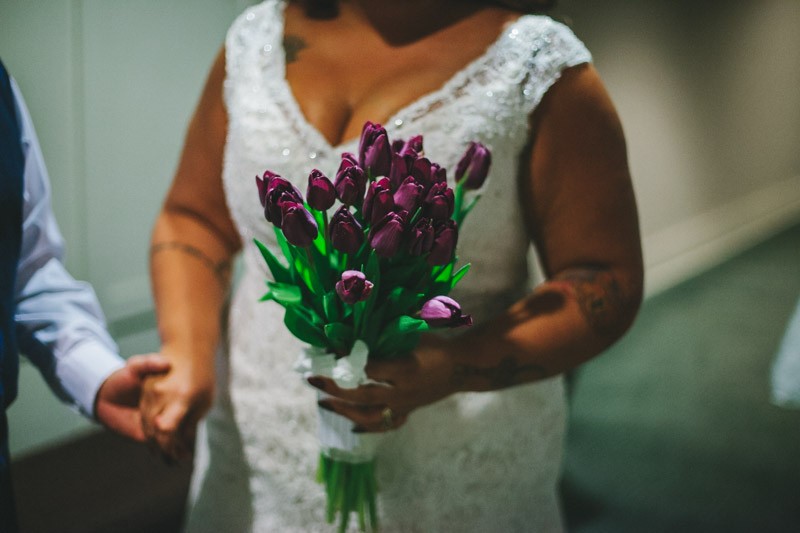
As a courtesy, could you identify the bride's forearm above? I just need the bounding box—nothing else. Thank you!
[445,265,643,392]
[149,209,237,365]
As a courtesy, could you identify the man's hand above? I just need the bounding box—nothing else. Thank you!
[94,354,171,442]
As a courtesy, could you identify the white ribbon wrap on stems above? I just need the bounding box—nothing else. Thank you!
[295,340,383,462]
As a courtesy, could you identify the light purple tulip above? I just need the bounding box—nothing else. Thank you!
[420,296,473,328]
[280,202,318,247]
[335,270,374,304]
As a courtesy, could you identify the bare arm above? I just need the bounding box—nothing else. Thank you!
[141,47,241,458]
[312,64,644,431]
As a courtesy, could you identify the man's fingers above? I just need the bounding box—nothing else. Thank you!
[126,354,171,379]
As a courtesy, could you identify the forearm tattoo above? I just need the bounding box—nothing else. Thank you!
[150,242,232,286]
[452,357,548,390]
[283,34,308,64]
[555,268,626,337]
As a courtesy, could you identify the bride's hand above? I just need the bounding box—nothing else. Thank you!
[307,335,459,433]
[140,350,215,461]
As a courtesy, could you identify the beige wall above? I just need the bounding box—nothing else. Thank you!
[561,0,800,292]
[2,0,799,455]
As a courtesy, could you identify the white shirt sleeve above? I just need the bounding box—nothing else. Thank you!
[10,77,124,418]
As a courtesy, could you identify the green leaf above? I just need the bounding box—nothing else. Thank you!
[450,262,471,289]
[374,315,429,356]
[323,290,341,322]
[434,261,454,283]
[284,306,327,347]
[266,281,302,306]
[253,238,292,284]
[324,322,354,354]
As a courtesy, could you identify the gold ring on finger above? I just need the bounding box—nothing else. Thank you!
[381,407,394,430]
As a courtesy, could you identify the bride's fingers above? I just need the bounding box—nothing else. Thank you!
[307,376,390,405]
[318,398,408,433]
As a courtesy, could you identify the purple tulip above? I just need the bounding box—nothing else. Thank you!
[363,178,395,226]
[329,206,364,254]
[255,170,281,207]
[393,175,426,213]
[423,182,455,221]
[280,202,318,247]
[420,296,473,328]
[369,210,408,257]
[408,217,434,256]
[430,163,447,185]
[335,270,374,304]
[306,169,336,211]
[264,178,303,228]
[427,219,458,266]
[334,164,367,207]
[389,152,414,190]
[395,135,423,157]
[338,152,359,171]
[410,157,433,189]
[455,142,492,190]
[358,122,392,178]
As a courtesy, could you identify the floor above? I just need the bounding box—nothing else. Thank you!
[11,223,800,532]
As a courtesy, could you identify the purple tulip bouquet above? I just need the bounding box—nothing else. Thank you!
[254,122,490,532]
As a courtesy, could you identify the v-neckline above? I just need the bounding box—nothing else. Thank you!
[273,0,527,152]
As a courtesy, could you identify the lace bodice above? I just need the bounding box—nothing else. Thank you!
[185,2,592,531]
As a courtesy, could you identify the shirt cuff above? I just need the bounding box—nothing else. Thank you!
[57,340,126,418]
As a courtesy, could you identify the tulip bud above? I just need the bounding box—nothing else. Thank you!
[339,152,359,171]
[329,206,364,254]
[455,142,492,190]
[430,163,447,185]
[408,217,434,256]
[280,202,318,247]
[335,270,374,304]
[397,135,423,157]
[335,164,367,207]
[369,210,408,257]
[411,157,433,189]
[423,182,455,221]
[306,169,336,211]
[264,178,303,228]
[358,122,392,178]
[363,178,395,226]
[389,152,413,190]
[427,219,458,266]
[393,175,426,213]
[255,170,281,207]
[420,296,473,328]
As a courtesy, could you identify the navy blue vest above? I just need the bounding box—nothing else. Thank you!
[0,60,24,412]
[0,58,23,531]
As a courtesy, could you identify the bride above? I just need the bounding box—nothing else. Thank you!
[141,0,643,530]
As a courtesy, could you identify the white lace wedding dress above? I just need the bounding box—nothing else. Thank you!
[184,2,591,531]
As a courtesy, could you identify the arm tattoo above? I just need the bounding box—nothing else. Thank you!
[150,242,232,286]
[452,356,548,390]
[555,269,625,337]
[283,34,308,64]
